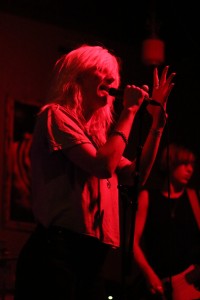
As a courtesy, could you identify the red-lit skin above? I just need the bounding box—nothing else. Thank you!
[63,66,176,184]
[169,162,194,191]
[80,70,118,119]
[133,161,195,296]
[80,69,148,121]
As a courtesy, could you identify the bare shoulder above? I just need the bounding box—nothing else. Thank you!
[139,189,149,198]
[138,189,149,207]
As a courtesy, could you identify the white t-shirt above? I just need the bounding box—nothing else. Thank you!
[30,104,120,248]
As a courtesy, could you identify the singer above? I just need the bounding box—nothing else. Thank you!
[14,43,176,300]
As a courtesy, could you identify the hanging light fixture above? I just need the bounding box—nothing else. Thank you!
[142,0,165,66]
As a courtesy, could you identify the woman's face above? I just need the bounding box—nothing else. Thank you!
[79,69,118,118]
[172,162,194,186]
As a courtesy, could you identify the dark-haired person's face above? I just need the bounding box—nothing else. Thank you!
[172,162,194,186]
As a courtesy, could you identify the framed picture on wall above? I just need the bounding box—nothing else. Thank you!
[3,97,40,231]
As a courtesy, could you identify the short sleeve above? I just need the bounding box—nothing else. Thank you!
[45,104,92,152]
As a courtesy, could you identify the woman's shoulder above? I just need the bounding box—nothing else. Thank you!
[40,103,78,123]
[40,103,69,114]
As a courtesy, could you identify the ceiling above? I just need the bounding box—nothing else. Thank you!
[1,0,200,73]
[0,0,199,47]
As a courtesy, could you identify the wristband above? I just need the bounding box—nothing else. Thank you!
[111,130,128,145]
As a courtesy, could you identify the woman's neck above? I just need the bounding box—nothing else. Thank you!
[161,181,185,199]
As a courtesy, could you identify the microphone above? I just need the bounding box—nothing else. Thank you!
[108,87,161,107]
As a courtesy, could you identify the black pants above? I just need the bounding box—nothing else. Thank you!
[14,224,110,300]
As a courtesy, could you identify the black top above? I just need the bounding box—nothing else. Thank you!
[142,189,200,278]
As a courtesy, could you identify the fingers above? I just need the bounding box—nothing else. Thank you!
[159,65,169,84]
[151,65,176,105]
[150,284,164,295]
[166,71,176,86]
[165,82,175,100]
[126,84,149,99]
[153,67,159,88]
[154,65,176,88]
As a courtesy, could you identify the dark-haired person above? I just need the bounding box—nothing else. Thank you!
[134,143,200,300]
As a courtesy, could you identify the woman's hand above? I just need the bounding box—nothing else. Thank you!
[147,65,176,128]
[147,271,165,296]
[122,84,149,112]
[151,65,176,110]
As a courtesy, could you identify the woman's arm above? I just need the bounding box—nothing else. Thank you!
[63,86,148,179]
[118,66,175,186]
[133,189,165,295]
[63,66,175,181]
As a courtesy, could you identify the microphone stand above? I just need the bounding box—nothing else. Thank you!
[118,102,148,300]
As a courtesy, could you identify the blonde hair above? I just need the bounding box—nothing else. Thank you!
[45,44,121,147]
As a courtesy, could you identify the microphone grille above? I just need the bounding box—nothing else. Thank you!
[109,88,123,98]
